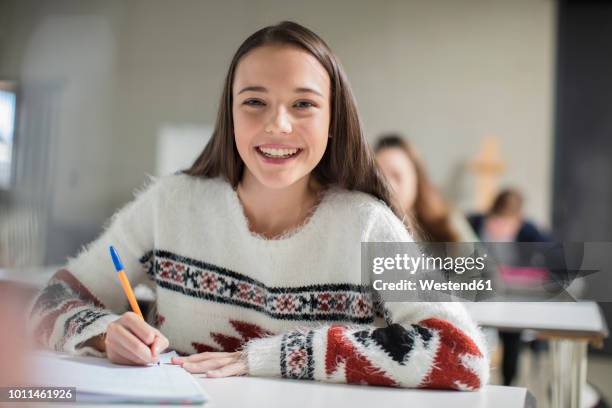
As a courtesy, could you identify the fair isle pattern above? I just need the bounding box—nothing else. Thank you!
[29,175,489,390]
[320,319,484,389]
[352,323,433,365]
[58,309,112,351]
[280,330,315,380]
[140,249,375,324]
[192,320,273,353]
[30,269,110,351]
[418,318,484,390]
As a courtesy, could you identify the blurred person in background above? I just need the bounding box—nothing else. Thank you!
[374,134,477,242]
[468,188,549,386]
[468,188,549,243]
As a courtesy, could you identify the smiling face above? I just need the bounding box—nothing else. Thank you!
[232,44,331,189]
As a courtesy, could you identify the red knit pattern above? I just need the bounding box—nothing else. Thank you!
[419,318,482,390]
[192,320,272,353]
[325,325,396,386]
[36,300,84,346]
[35,269,106,346]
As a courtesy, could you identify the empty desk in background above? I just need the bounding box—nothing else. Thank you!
[466,301,608,408]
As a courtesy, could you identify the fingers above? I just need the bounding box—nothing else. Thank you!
[179,352,235,363]
[206,361,248,378]
[108,339,150,365]
[150,335,169,357]
[181,357,237,374]
[171,351,247,377]
[106,335,146,365]
[105,311,172,366]
[106,338,129,365]
[170,351,236,367]
[107,347,133,365]
[121,312,157,346]
[108,323,153,364]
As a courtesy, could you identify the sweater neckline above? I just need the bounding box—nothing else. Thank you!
[225,180,333,245]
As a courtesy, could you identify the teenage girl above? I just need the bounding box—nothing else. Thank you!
[30,21,488,390]
[374,134,478,242]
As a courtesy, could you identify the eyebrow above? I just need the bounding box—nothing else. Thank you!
[237,86,267,94]
[295,87,323,97]
[237,86,323,97]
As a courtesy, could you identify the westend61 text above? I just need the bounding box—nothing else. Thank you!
[372,279,493,292]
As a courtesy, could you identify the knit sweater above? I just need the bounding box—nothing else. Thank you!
[29,174,489,390]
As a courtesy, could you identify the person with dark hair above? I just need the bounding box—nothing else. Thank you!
[468,188,549,243]
[374,134,477,242]
[468,188,549,386]
[29,22,488,390]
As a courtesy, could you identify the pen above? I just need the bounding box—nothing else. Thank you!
[109,245,144,320]
[110,245,161,362]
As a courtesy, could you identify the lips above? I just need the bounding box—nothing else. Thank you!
[255,145,303,164]
[257,146,300,158]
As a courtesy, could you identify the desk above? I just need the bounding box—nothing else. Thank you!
[0,266,57,288]
[466,302,608,408]
[8,378,533,408]
[199,377,532,408]
[0,269,550,408]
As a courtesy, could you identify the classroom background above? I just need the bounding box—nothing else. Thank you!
[1,0,611,406]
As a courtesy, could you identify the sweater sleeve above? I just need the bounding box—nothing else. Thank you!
[244,205,489,390]
[28,177,161,356]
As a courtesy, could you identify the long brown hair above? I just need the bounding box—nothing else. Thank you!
[375,134,460,242]
[184,21,408,226]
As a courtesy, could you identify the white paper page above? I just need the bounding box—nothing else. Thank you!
[156,350,179,365]
[31,351,207,404]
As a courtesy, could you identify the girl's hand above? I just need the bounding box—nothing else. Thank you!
[171,351,247,377]
[104,311,169,365]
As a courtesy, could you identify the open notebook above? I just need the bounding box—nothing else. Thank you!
[31,351,208,404]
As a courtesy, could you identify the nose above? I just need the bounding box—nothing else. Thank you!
[264,106,292,135]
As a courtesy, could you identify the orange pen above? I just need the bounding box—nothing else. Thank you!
[109,245,144,320]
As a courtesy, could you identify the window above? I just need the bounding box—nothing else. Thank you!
[0,81,17,189]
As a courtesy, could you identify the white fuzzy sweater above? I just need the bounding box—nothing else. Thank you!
[30,174,489,390]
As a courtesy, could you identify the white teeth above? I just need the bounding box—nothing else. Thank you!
[258,147,299,157]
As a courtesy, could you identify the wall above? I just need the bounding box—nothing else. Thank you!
[0,0,556,262]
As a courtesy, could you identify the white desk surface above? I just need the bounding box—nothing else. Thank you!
[465,301,608,336]
[2,268,538,407]
[15,377,532,408]
[197,377,533,408]
[0,266,57,287]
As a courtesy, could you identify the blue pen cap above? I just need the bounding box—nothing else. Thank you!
[109,246,124,271]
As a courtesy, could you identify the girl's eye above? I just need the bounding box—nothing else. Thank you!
[294,100,316,109]
[243,99,265,107]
